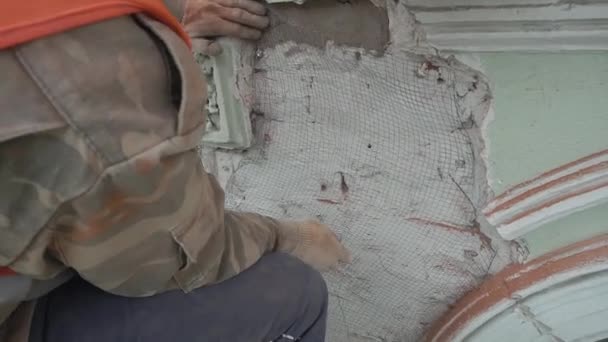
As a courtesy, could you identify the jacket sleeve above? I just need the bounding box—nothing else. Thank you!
[52,144,291,296]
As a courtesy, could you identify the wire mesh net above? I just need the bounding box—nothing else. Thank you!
[219,4,510,341]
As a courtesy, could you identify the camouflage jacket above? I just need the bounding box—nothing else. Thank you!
[0,2,292,339]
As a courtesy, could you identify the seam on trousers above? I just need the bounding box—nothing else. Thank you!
[270,333,301,341]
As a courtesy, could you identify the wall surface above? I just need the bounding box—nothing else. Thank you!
[426,234,608,342]
[480,52,608,194]
[403,0,608,52]
[200,1,608,340]
[475,52,608,259]
[523,202,608,259]
[204,1,516,341]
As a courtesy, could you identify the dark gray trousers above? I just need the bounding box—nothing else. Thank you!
[30,253,328,342]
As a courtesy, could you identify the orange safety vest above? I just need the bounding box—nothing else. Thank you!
[0,0,191,276]
[0,0,191,50]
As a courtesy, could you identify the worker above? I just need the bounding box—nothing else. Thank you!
[0,0,351,341]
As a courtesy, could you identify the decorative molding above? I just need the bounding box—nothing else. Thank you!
[196,0,309,150]
[404,0,608,52]
[426,234,608,342]
[197,39,255,150]
[483,150,608,240]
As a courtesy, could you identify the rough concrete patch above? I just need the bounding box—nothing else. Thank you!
[259,0,390,52]
[219,40,516,340]
[204,2,519,340]
[384,0,430,53]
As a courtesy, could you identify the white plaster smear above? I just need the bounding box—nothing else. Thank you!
[219,45,514,341]
[208,3,515,341]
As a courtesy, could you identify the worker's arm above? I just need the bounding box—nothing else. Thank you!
[50,143,347,295]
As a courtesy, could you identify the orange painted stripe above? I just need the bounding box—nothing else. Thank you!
[426,233,608,341]
[486,160,608,216]
[502,180,608,225]
[491,149,608,203]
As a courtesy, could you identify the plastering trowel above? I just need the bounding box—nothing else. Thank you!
[197,0,305,150]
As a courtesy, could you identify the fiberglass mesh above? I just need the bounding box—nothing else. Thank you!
[219,5,506,341]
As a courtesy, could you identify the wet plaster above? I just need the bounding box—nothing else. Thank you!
[204,1,517,340]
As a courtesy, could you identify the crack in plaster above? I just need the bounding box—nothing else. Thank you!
[513,299,566,342]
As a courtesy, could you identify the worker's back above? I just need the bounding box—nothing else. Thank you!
[0,7,205,330]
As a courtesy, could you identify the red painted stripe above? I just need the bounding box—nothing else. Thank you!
[0,267,16,276]
[491,149,608,203]
[486,161,608,216]
[502,181,608,225]
[426,233,608,342]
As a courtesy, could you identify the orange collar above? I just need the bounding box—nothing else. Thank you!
[0,0,191,50]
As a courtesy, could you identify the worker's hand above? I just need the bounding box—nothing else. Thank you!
[278,220,351,271]
[182,0,270,56]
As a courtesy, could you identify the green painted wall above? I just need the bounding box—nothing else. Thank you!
[477,52,608,259]
[479,52,608,194]
[522,203,608,259]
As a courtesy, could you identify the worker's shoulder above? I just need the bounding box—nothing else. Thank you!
[0,14,205,264]
[1,14,203,167]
